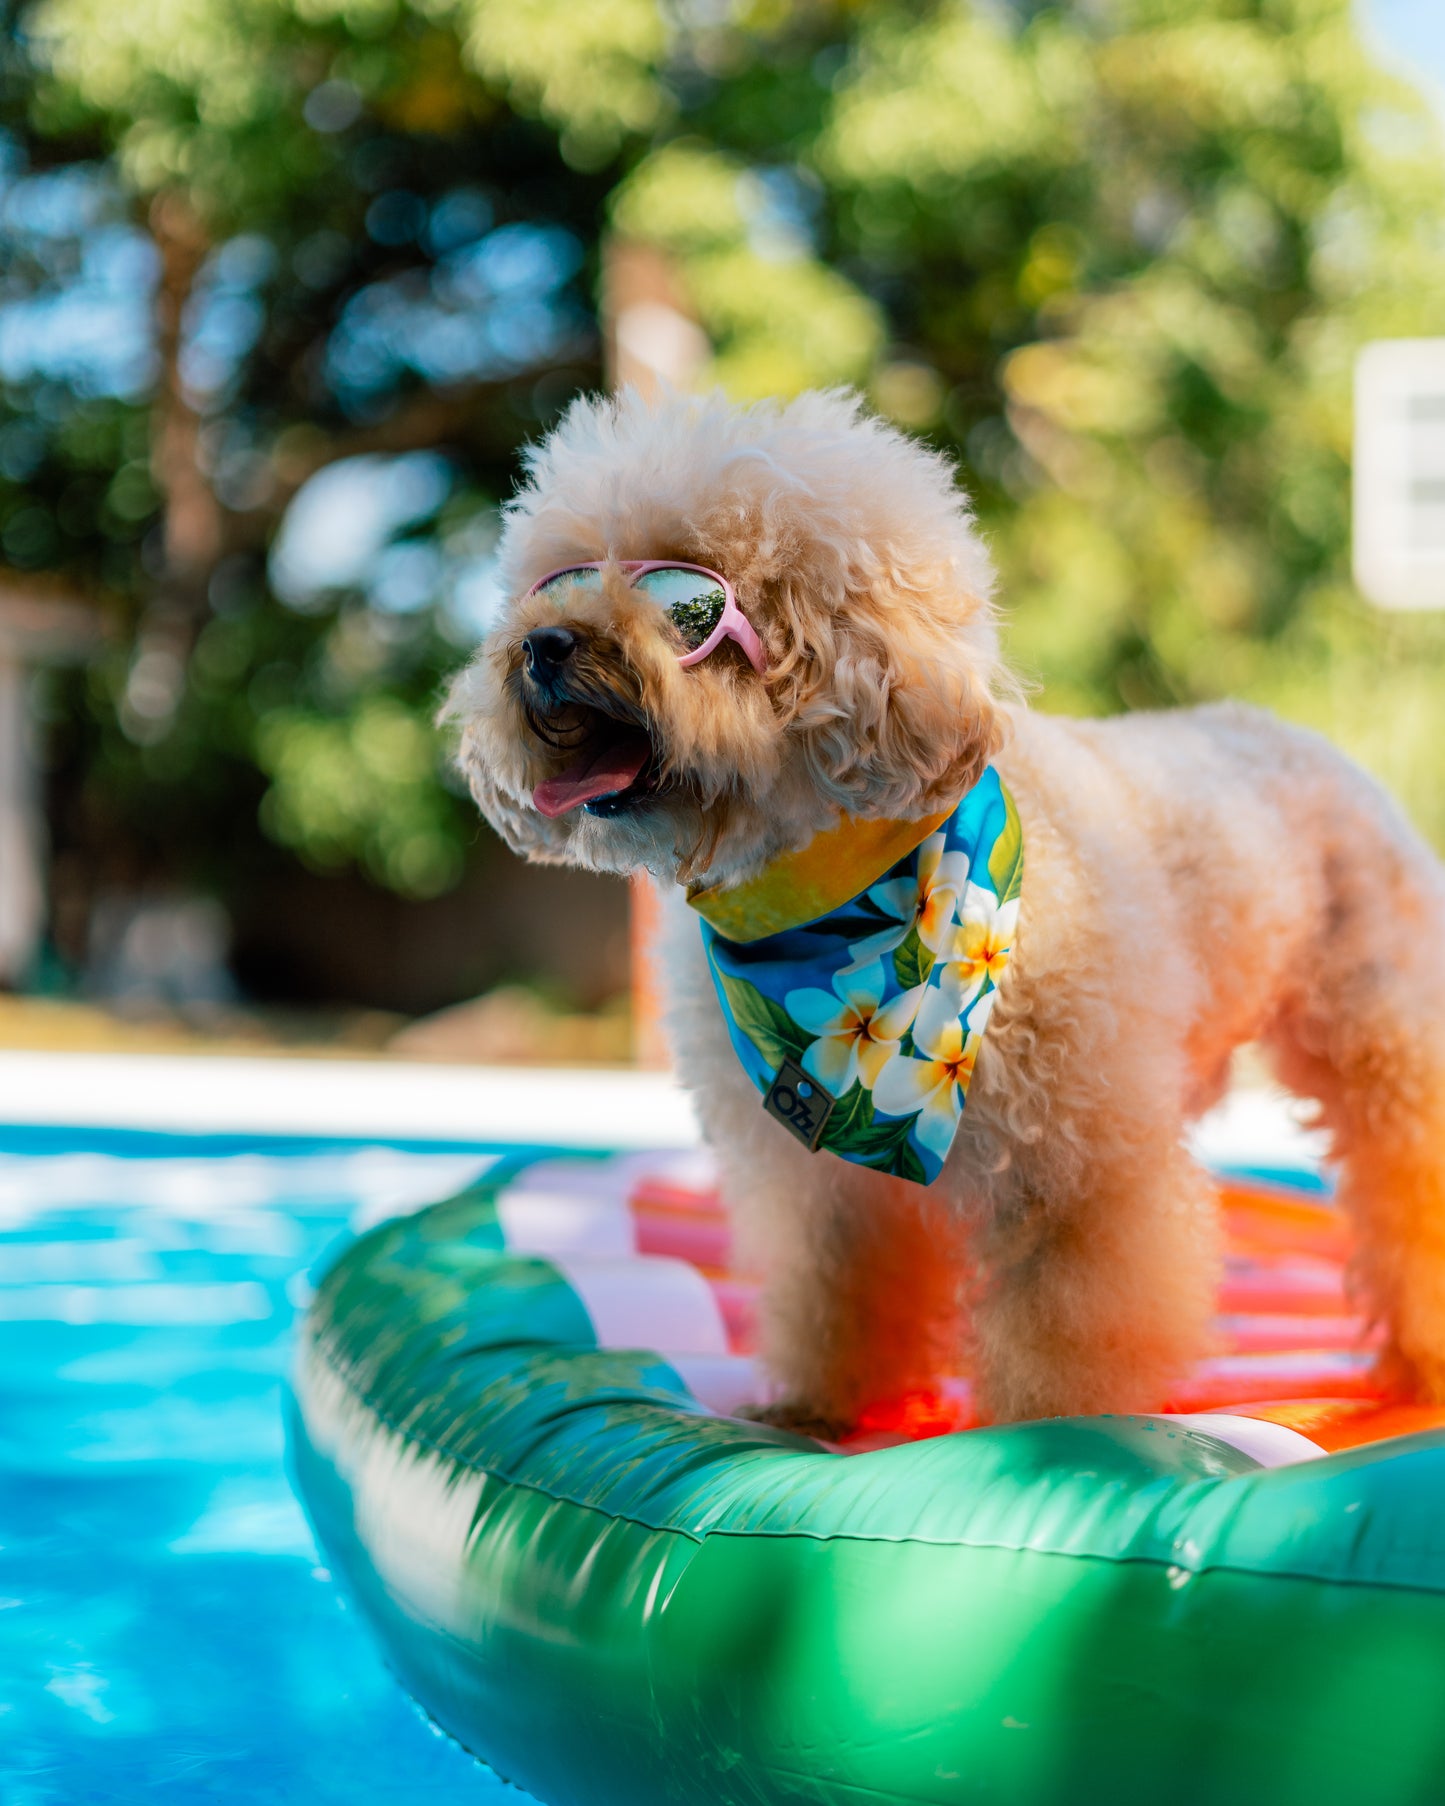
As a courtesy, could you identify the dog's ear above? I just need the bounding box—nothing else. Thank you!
[778,568,1006,821]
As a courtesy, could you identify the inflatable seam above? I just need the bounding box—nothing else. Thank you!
[299,1333,1445,1596]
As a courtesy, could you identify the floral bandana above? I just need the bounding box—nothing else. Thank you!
[689,767,1022,1186]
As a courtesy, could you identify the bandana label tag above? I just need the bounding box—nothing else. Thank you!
[763,1060,836,1150]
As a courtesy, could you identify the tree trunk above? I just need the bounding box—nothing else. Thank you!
[149,189,223,605]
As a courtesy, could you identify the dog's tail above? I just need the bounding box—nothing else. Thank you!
[1266,751,1445,1400]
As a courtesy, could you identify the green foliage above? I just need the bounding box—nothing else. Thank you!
[5,0,606,905]
[255,698,463,898]
[9,0,1445,939]
[611,141,883,395]
[454,0,671,166]
[812,0,1445,841]
[667,587,726,647]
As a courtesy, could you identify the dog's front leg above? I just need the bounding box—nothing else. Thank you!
[730,1150,965,1439]
[658,891,962,1436]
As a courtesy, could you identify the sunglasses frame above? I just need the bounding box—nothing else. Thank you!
[524,560,768,675]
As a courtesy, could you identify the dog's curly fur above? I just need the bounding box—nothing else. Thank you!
[447,385,1445,1427]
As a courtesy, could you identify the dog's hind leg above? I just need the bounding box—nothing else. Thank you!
[1266,823,1445,1401]
[966,1124,1219,1423]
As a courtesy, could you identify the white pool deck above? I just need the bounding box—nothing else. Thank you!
[0,1047,1327,1174]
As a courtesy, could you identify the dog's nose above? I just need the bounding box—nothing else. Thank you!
[523,625,578,678]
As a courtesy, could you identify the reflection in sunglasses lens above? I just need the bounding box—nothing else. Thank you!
[634,567,727,648]
[536,567,606,599]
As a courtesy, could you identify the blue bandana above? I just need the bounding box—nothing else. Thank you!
[689,767,1022,1186]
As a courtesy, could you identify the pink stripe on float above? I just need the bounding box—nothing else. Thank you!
[1165,1350,1378,1412]
[1213,1312,1373,1354]
[618,1161,1398,1439]
[708,1279,758,1353]
[633,1210,732,1269]
[1217,1257,1348,1316]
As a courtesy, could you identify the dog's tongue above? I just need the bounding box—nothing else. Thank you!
[533,733,650,818]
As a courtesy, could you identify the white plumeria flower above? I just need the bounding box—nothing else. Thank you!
[785,961,924,1096]
[938,881,1019,1008]
[871,985,983,1162]
[845,834,971,970]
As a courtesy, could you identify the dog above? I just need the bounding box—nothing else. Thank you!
[446,385,1445,1431]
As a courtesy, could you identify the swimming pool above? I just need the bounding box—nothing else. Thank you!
[0,1126,535,1803]
[0,1069,1330,1804]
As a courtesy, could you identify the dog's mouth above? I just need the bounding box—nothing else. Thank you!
[532,708,658,819]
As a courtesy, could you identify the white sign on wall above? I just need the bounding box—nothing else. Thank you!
[1354,338,1445,610]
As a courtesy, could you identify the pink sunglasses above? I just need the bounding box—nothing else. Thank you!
[525,560,767,675]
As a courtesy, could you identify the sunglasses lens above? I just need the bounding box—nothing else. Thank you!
[633,566,727,649]
[534,567,605,601]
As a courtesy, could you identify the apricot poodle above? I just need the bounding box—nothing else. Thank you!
[447,386,1445,1431]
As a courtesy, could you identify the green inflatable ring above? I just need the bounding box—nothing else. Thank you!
[288,1174,1445,1806]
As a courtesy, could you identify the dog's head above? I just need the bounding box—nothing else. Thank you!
[445,387,1007,887]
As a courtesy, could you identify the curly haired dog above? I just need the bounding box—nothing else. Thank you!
[446,386,1445,1430]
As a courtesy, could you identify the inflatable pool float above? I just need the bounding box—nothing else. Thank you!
[289,1154,1445,1806]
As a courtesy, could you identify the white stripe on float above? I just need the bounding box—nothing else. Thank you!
[494,1189,637,1258]
[296,1340,485,1633]
[1164,1412,1325,1468]
[504,1155,657,1201]
[668,1352,765,1416]
[552,1255,729,1358]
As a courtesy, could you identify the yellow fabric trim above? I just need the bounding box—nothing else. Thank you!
[687,806,953,944]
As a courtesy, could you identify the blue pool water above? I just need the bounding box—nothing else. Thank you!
[0,1127,537,1804]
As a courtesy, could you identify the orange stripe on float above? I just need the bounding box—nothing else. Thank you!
[628,1176,724,1216]
[1219,1180,1349,1262]
[1221,1396,1445,1453]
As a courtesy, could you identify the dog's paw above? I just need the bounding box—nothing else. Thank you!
[735,1399,853,1444]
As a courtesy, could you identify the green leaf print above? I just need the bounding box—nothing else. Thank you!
[861,1115,926,1181]
[987,785,1024,905]
[715,971,811,1072]
[892,926,934,990]
[894,1140,928,1186]
[820,1082,923,1175]
[820,1080,875,1149]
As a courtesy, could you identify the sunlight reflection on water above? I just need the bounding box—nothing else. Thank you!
[0,1134,528,1804]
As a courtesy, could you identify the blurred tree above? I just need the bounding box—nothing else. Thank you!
[4,0,617,920]
[814,0,1445,848]
[3,0,1444,994]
